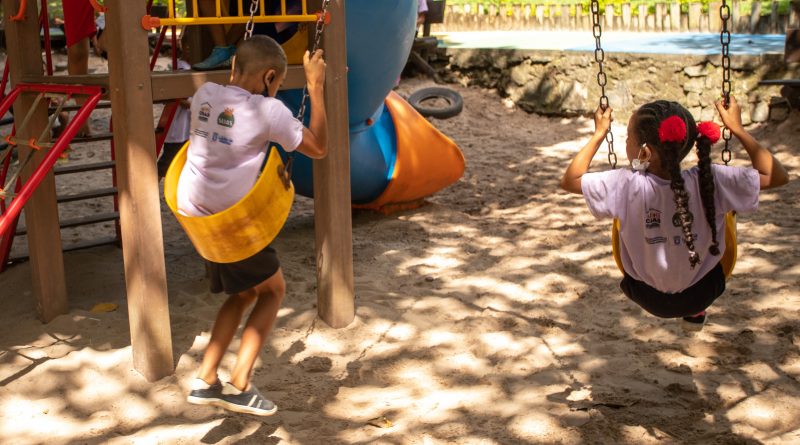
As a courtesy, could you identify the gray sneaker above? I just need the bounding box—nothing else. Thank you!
[186,378,223,406]
[216,382,278,416]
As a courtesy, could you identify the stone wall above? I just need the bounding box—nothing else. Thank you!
[443,48,800,124]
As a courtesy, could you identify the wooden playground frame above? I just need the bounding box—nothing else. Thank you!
[1,0,354,381]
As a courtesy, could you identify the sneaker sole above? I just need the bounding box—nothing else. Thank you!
[187,395,222,406]
[213,399,278,417]
[681,318,707,332]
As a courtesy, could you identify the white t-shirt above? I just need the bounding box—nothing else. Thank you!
[582,165,759,293]
[177,83,304,216]
[418,0,428,14]
[165,60,192,144]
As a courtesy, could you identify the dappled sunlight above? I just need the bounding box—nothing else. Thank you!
[2,77,798,443]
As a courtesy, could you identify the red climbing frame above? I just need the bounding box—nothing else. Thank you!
[0,83,103,239]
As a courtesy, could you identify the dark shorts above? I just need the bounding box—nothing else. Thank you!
[62,0,97,47]
[157,141,185,179]
[620,263,726,318]
[207,245,281,295]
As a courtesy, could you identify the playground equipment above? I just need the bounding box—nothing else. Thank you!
[280,0,464,210]
[0,1,185,270]
[0,0,354,381]
[588,0,739,278]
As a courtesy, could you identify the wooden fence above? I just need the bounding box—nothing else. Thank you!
[436,1,800,34]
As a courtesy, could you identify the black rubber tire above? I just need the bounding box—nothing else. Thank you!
[407,87,464,120]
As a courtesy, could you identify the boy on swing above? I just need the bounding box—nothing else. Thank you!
[179,36,328,416]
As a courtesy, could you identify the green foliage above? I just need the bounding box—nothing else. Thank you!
[447,0,793,17]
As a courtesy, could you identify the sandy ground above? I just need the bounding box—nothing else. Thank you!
[0,53,799,444]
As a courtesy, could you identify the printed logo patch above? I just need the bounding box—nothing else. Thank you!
[211,132,234,146]
[645,208,662,229]
[198,102,212,122]
[672,211,694,227]
[193,129,209,139]
[217,108,235,128]
[645,236,667,245]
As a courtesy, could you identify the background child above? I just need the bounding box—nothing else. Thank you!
[157,49,192,180]
[179,36,328,416]
[561,97,788,330]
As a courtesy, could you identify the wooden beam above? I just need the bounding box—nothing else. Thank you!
[311,0,355,328]
[151,66,306,101]
[105,0,174,381]
[2,0,68,322]
[25,66,306,102]
[21,74,110,87]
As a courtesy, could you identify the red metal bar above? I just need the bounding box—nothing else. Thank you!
[0,86,102,237]
[0,179,22,272]
[40,0,53,76]
[9,0,28,22]
[0,62,10,102]
[0,88,24,120]
[150,26,168,71]
[171,26,178,70]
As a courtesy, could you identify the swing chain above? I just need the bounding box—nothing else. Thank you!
[296,0,331,122]
[590,0,616,169]
[244,0,260,40]
[720,0,733,165]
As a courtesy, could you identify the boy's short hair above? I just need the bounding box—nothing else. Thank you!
[234,35,288,75]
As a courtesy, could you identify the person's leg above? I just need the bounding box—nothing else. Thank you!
[196,291,257,385]
[193,0,237,70]
[198,0,228,47]
[229,269,286,390]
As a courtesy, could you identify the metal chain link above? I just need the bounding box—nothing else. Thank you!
[244,0,260,40]
[590,0,616,169]
[720,0,733,165]
[296,0,332,122]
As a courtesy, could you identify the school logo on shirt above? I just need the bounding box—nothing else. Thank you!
[198,102,212,122]
[672,211,694,227]
[193,128,209,139]
[217,108,235,128]
[211,132,233,145]
[645,208,662,229]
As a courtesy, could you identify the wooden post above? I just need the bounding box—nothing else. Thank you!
[770,1,779,33]
[622,3,632,30]
[638,4,648,31]
[105,0,173,381]
[311,0,354,329]
[655,3,666,31]
[689,2,702,31]
[750,1,761,33]
[561,5,570,30]
[523,4,532,29]
[709,2,722,32]
[670,2,681,31]
[2,0,68,322]
[535,5,545,29]
[605,4,615,31]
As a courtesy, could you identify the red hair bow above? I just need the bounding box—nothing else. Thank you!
[658,116,687,143]
[696,121,721,143]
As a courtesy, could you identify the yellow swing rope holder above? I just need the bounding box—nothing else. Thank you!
[141,0,318,29]
[163,0,332,264]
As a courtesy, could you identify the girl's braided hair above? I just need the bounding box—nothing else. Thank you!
[633,100,720,268]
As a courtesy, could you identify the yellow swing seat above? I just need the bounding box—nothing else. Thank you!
[611,212,738,279]
[164,142,294,264]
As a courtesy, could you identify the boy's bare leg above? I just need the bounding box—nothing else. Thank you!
[229,269,286,390]
[197,292,257,384]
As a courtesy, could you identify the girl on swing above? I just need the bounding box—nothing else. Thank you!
[561,97,788,330]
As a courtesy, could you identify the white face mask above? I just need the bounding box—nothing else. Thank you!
[631,145,650,172]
